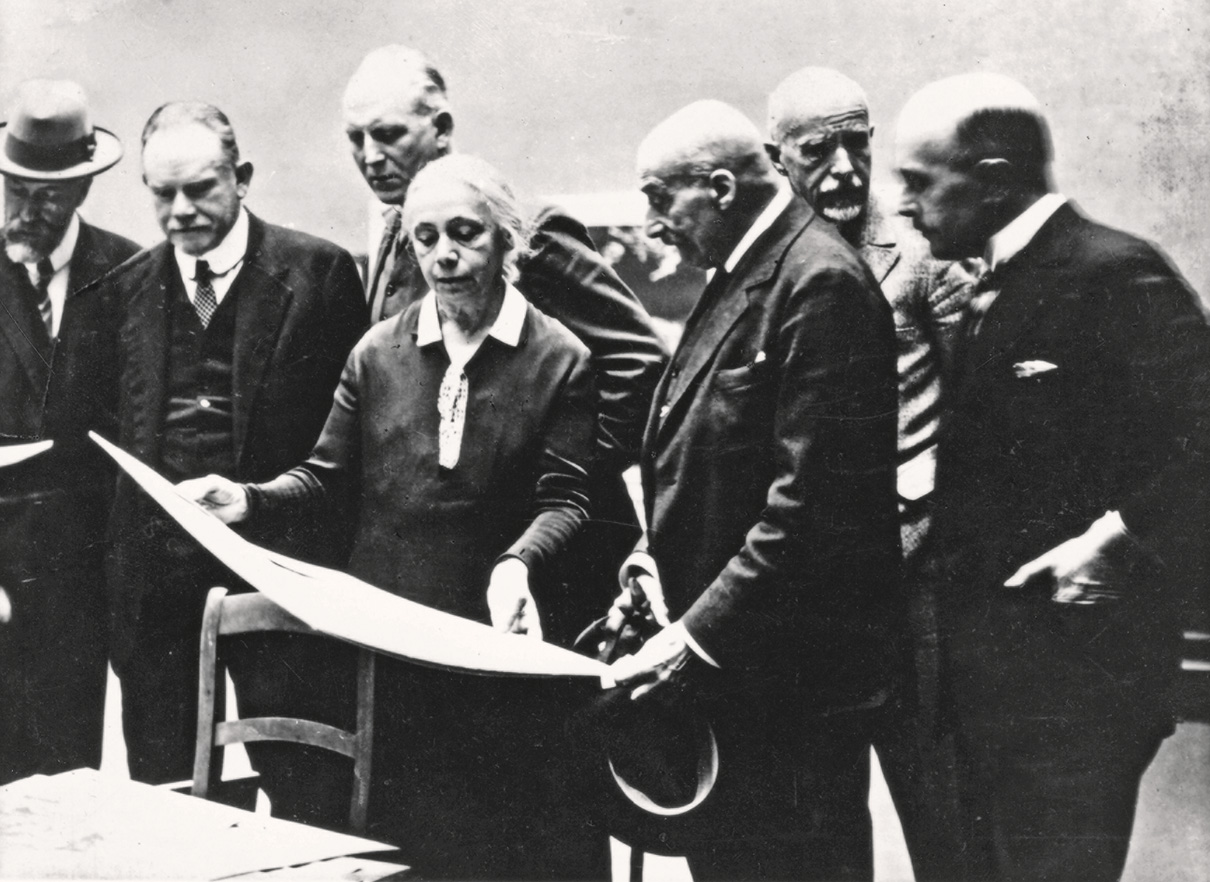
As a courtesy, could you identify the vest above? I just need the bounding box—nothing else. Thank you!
[160,275,238,481]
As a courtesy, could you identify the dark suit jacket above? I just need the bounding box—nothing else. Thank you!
[643,198,901,712]
[933,202,1210,728]
[90,212,368,663]
[0,220,140,781]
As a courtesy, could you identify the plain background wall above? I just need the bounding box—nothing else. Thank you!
[3,0,1209,298]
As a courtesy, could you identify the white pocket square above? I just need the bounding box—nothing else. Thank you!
[1013,360,1059,378]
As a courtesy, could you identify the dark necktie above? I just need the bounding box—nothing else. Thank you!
[34,257,55,338]
[370,210,403,323]
[194,259,218,329]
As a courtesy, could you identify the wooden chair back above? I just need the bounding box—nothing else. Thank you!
[192,586,376,834]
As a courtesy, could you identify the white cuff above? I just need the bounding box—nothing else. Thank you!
[667,621,721,669]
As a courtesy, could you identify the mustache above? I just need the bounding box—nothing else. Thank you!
[817,174,867,203]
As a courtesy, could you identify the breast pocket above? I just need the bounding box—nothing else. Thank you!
[703,362,776,453]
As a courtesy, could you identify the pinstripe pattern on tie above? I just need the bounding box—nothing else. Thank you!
[34,257,55,337]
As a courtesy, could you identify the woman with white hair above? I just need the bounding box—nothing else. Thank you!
[181,154,597,877]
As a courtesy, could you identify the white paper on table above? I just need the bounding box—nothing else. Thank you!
[0,439,52,468]
[0,769,393,880]
[89,432,610,680]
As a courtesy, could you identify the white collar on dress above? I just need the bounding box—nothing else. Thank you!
[416,282,527,348]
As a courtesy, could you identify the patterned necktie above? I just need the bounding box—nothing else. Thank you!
[436,365,469,469]
[194,259,218,329]
[965,263,1000,341]
[34,257,55,337]
[370,210,403,323]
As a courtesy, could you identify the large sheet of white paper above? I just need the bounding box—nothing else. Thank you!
[90,432,609,680]
[0,439,52,468]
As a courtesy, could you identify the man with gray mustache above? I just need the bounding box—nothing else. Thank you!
[766,67,976,881]
[0,79,140,785]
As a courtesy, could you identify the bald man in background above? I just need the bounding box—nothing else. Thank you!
[897,73,1210,880]
[766,67,975,880]
[610,100,900,880]
[342,45,668,647]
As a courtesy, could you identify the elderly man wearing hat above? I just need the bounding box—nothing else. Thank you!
[0,79,139,785]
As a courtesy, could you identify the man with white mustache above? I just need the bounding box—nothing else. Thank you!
[766,67,977,881]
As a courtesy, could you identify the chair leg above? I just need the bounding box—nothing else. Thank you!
[628,845,644,882]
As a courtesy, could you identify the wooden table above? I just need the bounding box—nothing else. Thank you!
[0,768,407,880]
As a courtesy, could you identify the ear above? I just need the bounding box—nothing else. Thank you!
[869,124,876,142]
[708,169,738,211]
[234,161,254,197]
[764,142,788,177]
[433,111,454,150]
[973,157,1013,203]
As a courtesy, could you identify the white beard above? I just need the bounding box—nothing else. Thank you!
[4,240,42,264]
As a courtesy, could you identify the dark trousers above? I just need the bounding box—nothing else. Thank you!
[683,707,875,882]
[115,541,222,784]
[871,536,967,882]
[954,717,1168,882]
[0,561,108,785]
[0,486,110,785]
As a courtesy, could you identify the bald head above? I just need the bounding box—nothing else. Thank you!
[343,45,453,205]
[894,73,1054,260]
[637,100,775,185]
[767,67,868,142]
[765,67,873,232]
[896,72,1052,190]
[637,101,779,270]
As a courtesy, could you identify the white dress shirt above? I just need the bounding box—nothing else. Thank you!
[22,212,80,339]
[172,207,251,306]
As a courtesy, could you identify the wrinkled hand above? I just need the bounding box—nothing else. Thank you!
[609,625,691,700]
[0,586,11,624]
[614,553,670,629]
[486,557,543,639]
[1004,512,1135,605]
[176,475,250,524]
[606,573,672,636]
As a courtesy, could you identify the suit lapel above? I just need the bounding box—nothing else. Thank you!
[0,256,53,389]
[231,215,292,464]
[965,204,1079,371]
[653,201,807,441]
[119,245,174,460]
[657,277,752,427]
[863,242,901,287]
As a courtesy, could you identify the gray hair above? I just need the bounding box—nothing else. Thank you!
[402,154,532,284]
[141,101,240,168]
[345,44,450,117]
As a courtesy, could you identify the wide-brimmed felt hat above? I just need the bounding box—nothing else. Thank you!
[571,613,722,855]
[0,79,123,181]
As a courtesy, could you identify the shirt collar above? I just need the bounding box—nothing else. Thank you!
[986,193,1067,270]
[174,206,250,279]
[44,213,80,274]
[720,186,793,275]
[416,283,528,348]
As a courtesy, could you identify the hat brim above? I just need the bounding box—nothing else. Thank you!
[0,124,123,180]
[570,685,722,856]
